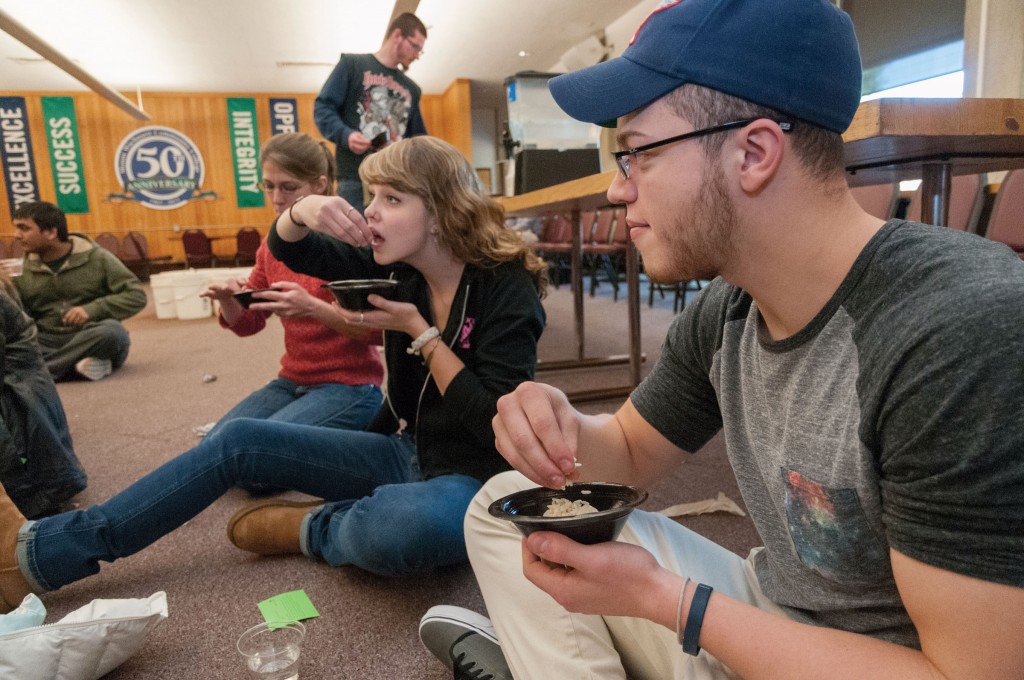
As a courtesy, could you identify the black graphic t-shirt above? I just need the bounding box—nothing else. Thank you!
[313,53,427,182]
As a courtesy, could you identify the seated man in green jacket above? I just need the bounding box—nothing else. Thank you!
[12,202,146,381]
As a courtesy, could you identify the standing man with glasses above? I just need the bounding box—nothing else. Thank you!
[314,12,428,215]
[419,0,1024,678]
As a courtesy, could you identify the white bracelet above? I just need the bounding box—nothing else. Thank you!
[407,326,440,355]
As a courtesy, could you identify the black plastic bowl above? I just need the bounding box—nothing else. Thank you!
[321,279,398,311]
[233,288,275,309]
[488,482,648,545]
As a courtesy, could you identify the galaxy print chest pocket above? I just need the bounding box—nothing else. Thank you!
[780,467,889,584]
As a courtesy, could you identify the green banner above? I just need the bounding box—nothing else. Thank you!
[226,97,264,208]
[41,96,89,214]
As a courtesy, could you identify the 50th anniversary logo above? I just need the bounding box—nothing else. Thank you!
[110,126,217,209]
[1,96,300,216]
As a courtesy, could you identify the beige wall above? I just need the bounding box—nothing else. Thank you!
[964,0,1024,98]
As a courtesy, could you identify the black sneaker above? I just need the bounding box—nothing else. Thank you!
[419,605,513,680]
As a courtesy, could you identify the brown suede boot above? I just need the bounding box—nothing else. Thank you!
[0,482,33,613]
[227,499,321,556]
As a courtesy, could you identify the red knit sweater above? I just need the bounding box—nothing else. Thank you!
[219,241,384,387]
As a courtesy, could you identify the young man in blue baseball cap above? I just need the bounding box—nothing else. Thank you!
[420,0,1024,678]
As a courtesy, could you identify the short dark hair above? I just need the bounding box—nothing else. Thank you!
[13,201,69,241]
[664,84,846,184]
[388,12,427,40]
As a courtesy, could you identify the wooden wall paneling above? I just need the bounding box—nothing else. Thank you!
[1,84,472,262]
[420,94,446,143]
[441,79,473,162]
[419,79,473,162]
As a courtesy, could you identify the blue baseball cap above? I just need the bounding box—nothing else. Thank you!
[549,0,863,133]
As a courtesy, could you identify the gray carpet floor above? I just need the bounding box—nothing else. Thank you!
[37,276,759,679]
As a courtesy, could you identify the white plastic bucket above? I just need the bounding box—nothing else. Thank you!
[150,272,177,320]
[205,267,237,285]
[173,270,212,319]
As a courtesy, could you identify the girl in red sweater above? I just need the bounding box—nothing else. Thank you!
[202,133,383,446]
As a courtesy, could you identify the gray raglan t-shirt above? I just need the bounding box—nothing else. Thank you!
[632,220,1024,648]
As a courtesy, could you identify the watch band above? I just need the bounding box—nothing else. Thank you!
[682,583,713,656]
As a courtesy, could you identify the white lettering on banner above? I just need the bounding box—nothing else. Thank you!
[49,117,73,138]
[3,136,30,166]
[272,101,296,132]
[0,99,39,206]
[47,116,82,193]
[11,186,36,205]
[231,111,259,192]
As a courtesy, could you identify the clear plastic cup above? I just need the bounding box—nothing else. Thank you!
[237,621,305,680]
[0,258,22,277]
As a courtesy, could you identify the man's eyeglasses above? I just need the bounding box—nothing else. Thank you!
[258,181,304,195]
[612,119,794,179]
[403,35,425,55]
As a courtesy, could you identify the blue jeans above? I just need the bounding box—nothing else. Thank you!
[16,419,483,591]
[205,379,381,438]
[337,179,365,214]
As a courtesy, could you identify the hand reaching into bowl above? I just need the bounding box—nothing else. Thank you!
[202,278,247,301]
[284,194,371,247]
[201,278,248,322]
[494,382,584,489]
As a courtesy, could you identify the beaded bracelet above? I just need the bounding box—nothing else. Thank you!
[407,326,440,355]
[287,195,307,227]
[681,583,713,656]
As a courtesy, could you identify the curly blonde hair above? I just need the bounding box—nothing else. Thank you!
[359,136,548,296]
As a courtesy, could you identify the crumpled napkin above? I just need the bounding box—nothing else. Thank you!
[0,594,46,633]
[657,491,747,518]
[0,592,168,680]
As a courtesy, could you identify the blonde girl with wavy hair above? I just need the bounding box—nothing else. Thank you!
[359,136,548,295]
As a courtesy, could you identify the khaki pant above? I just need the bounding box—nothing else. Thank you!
[466,471,790,680]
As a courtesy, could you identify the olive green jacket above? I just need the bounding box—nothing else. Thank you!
[13,233,147,335]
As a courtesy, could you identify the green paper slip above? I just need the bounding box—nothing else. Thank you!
[258,589,320,628]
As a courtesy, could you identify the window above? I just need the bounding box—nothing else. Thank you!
[859,41,964,192]
[860,40,964,101]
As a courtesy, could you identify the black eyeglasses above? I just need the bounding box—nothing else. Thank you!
[612,119,794,179]
[403,35,425,55]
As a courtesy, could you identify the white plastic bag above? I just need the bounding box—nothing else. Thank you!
[0,591,168,680]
